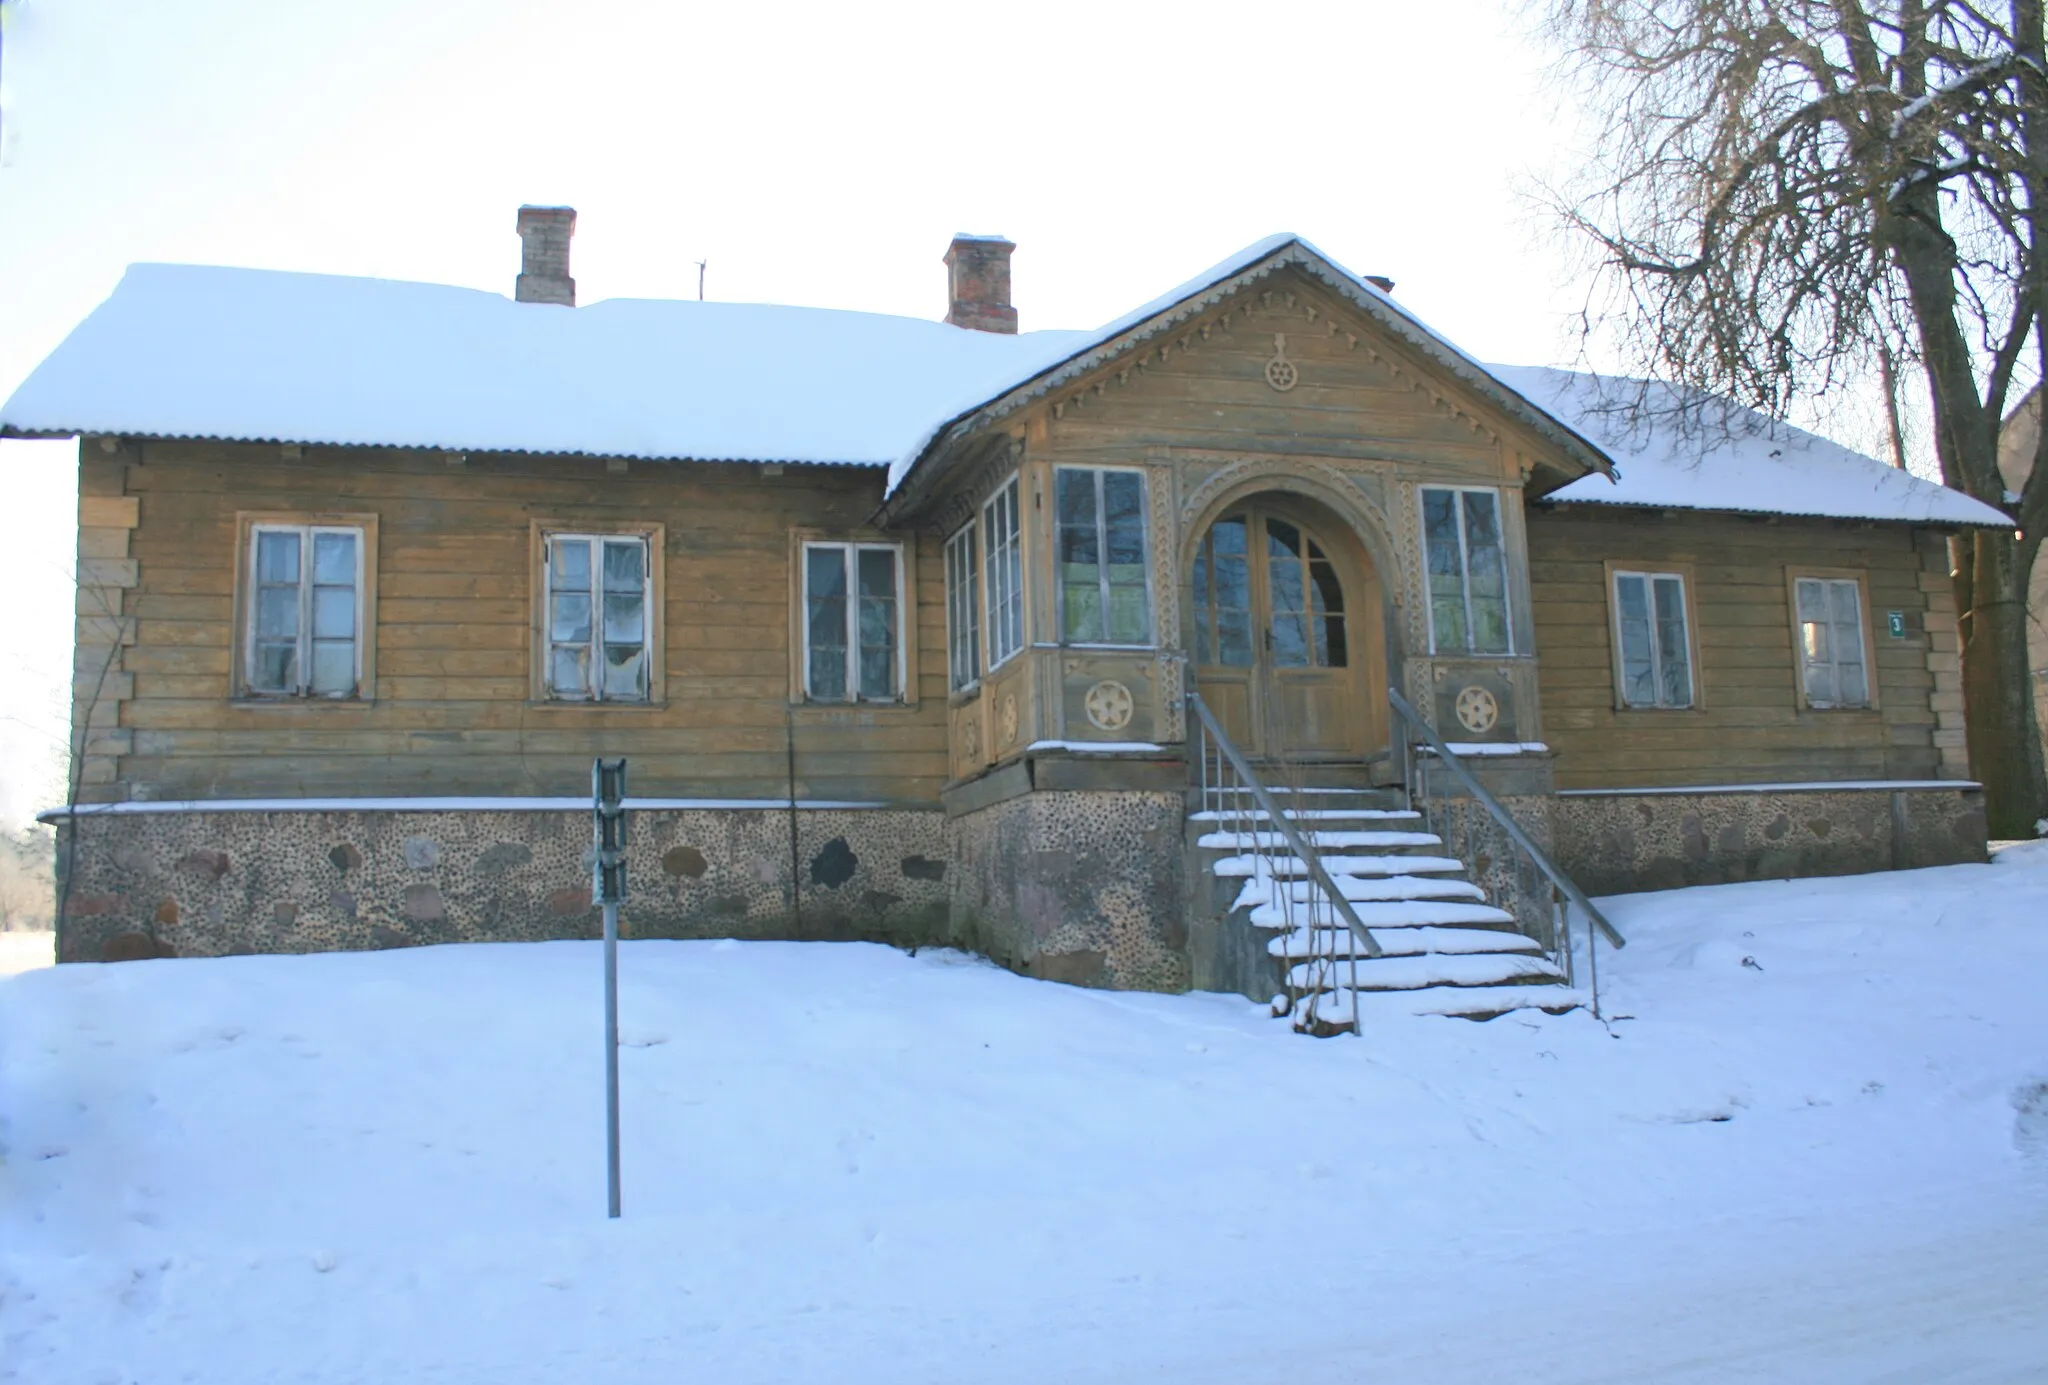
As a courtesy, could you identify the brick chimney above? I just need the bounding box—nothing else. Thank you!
[944,234,1017,333]
[516,205,577,306]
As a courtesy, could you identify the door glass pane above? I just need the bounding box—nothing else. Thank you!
[1192,542,1212,664]
[1615,574,1654,706]
[1308,556,1346,668]
[1266,520,1309,667]
[1653,575,1691,707]
[1422,489,1467,651]
[1462,491,1510,654]
[857,548,897,700]
[1210,518,1252,667]
[806,547,848,701]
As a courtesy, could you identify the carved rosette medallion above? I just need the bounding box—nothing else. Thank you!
[1453,685,1499,735]
[1264,333,1299,393]
[1083,680,1135,733]
[960,714,981,761]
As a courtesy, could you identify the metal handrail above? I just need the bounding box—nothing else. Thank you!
[1186,690,1383,959]
[1387,685,1625,951]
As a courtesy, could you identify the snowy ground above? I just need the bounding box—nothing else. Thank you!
[0,932,53,979]
[4,851,2047,1384]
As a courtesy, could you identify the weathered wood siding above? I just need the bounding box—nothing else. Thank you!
[1528,505,1965,788]
[91,439,950,804]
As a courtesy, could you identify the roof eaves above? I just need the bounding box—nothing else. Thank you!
[1534,490,2013,528]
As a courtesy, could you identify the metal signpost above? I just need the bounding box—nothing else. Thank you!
[592,757,628,1219]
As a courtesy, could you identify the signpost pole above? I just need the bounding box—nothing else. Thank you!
[593,757,628,1220]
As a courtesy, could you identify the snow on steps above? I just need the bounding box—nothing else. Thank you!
[1196,793,1578,1028]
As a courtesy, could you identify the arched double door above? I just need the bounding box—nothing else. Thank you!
[1189,499,1385,761]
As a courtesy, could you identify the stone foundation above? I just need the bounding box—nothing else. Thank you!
[1548,784,1987,897]
[947,789,1189,991]
[51,804,950,963]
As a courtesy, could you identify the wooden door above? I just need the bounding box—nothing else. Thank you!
[1191,507,1370,760]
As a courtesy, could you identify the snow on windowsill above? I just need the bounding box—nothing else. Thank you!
[1023,740,1169,755]
[1555,780,1981,797]
[1424,742,1550,756]
[37,796,892,821]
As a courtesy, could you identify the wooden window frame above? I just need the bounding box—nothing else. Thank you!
[1418,484,1517,656]
[983,474,1026,671]
[1053,464,1155,649]
[230,510,379,704]
[789,534,916,706]
[1785,566,1880,711]
[944,521,980,694]
[527,520,666,708]
[1602,560,1703,711]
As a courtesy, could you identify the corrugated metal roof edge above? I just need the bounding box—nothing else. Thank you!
[0,424,890,470]
[1533,491,2011,527]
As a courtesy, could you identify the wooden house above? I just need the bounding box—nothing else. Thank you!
[3,211,2008,1021]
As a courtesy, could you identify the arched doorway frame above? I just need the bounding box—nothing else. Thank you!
[1177,465,1406,757]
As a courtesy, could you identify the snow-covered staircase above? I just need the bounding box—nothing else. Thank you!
[1195,788,1584,1032]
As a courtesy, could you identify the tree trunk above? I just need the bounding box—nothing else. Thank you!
[1959,526,2048,838]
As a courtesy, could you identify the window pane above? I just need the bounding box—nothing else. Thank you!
[603,592,644,644]
[857,550,898,700]
[1653,576,1692,707]
[1828,580,1859,625]
[1615,574,1654,707]
[945,528,978,691]
[1102,473,1149,643]
[1422,489,1467,651]
[257,586,300,639]
[1062,579,1102,643]
[312,532,355,585]
[1837,658,1868,706]
[551,592,592,644]
[254,642,297,692]
[1192,544,1212,664]
[1057,469,1102,642]
[1796,578,1828,624]
[602,644,646,700]
[603,539,645,593]
[551,645,590,698]
[806,548,849,700]
[1462,491,1511,654]
[551,537,591,592]
[985,479,1024,666]
[1803,655,1836,705]
[310,640,354,696]
[312,585,355,639]
[256,531,301,584]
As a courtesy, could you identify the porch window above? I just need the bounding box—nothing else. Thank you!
[243,523,366,698]
[545,534,653,702]
[984,476,1024,669]
[1191,517,1254,666]
[1793,574,1870,709]
[1610,569,1694,709]
[944,523,979,692]
[1420,486,1513,654]
[1056,467,1150,645]
[803,542,904,702]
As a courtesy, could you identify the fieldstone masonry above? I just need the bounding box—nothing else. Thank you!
[54,806,949,963]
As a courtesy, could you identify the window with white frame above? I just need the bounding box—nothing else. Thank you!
[545,533,653,702]
[983,476,1024,669]
[944,524,980,693]
[803,542,904,702]
[1611,569,1694,709]
[245,524,365,698]
[1056,467,1150,645]
[1420,486,1513,654]
[1793,575,1870,708]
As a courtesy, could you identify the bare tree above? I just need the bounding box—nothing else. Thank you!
[1538,0,2048,837]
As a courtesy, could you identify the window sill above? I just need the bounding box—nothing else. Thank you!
[231,696,375,709]
[1058,642,1159,653]
[525,699,670,712]
[947,685,981,709]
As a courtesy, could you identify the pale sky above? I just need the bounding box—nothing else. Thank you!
[0,0,1607,829]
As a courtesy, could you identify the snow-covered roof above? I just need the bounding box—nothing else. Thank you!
[1496,366,2012,528]
[0,263,1093,471]
[0,242,2010,528]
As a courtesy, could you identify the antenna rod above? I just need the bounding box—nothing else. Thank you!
[695,260,707,302]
